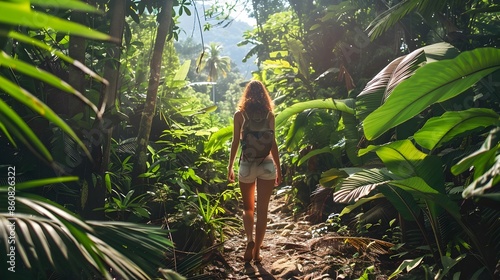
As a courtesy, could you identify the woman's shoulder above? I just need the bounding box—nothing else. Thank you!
[233,110,244,122]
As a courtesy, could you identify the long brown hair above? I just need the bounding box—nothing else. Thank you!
[237,80,274,114]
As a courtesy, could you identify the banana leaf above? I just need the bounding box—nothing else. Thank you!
[414,108,499,151]
[363,47,500,140]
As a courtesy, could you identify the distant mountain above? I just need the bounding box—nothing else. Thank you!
[176,12,258,78]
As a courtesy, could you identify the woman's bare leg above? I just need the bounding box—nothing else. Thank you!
[239,181,256,242]
[253,178,275,260]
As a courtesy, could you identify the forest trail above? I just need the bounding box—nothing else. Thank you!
[206,192,388,279]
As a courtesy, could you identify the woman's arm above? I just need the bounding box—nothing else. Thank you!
[269,114,282,186]
[228,111,243,182]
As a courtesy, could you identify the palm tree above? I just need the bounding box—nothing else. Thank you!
[197,42,231,82]
[196,42,231,102]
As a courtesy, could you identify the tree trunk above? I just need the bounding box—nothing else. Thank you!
[67,9,92,218]
[131,0,174,192]
[68,12,86,117]
[85,0,127,220]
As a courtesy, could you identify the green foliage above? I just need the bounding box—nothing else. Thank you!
[0,0,110,164]
[196,42,231,82]
[2,0,500,278]
[0,178,178,279]
[414,109,499,151]
[0,0,109,40]
[311,213,350,237]
[363,48,500,140]
[191,190,241,243]
[104,189,152,221]
[0,1,188,278]
[453,128,500,200]
[355,42,460,122]
[232,1,500,278]
[329,45,500,278]
[276,98,355,127]
[205,125,233,157]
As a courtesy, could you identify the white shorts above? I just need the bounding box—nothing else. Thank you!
[238,159,276,183]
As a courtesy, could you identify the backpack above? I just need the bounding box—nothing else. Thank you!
[240,111,274,163]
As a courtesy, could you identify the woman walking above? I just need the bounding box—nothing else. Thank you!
[227,80,282,263]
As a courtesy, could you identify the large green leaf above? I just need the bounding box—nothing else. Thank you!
[204,125,233,156]
[275,98,354,128]
[419,42,461,63]
[30,0,103,13]
[298,146,332,166]
[333,168,393,203]
[0,51,99,114]
[414,108,500,150]
[0,1,112,41]
[284,110,307,151]
[378,184,421,221]
[388,177,461,220]
[319,167,353,189]
[359,140,445,192]
[2,30,108,85]
[462,155,500,200]
[363,47,500,140]
[0,184,178,279]
[0,98,52,161]
[452,128,500,199]
[356,42,458,121]
[0,75,91,159]
[452,128,499,177]
[173,60,191,81]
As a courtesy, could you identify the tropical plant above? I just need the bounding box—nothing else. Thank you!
[0,0,109,166]
[190,190,241,244]
[196,42,231,83]
[329,46,500,279]
[0,177,182,279]
[365,0,500,50]
[0,1,186,278]
[104,189,152,221]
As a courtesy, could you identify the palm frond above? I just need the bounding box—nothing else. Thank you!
[310,236,394,255]
[384,49,425,101]
[356,42,457,122]
[366,0,451,41]
[0,188,177,279]
[357,56,405,99]
[356,56,404,121]
[333,168,393,203]
[366,0,421,40]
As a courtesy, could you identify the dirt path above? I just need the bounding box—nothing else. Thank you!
[206,192,386,279]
